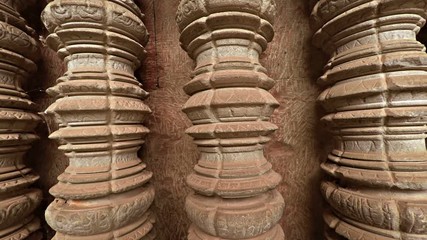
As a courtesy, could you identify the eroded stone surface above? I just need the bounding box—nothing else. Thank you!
[0,0,42,239]
[312,0,427,239]
[41,0,155,239]
[176,0,285,239]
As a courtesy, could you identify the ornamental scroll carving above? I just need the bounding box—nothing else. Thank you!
[312,0,427,239]
[41,0,155,239]
[176,0,285,239]
[0,0,42,239]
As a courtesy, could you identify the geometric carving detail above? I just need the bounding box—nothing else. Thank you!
[0,0,42,239]
[312,0,427,239]
[41,0,155,238]
[176,0,285,239]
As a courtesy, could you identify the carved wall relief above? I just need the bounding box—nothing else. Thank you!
[176,0,285,239]
[41,0,155,239]
[312,0,427,239]
[0,0,43,239]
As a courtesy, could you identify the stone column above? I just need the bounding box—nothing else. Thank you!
[176,0,285,239]
[312,0,427,239]
[41,0,155,239]
[0,1,42,239]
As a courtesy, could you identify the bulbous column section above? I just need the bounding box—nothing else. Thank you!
[176,1,285,239]
[41,1,155,239]
[312,0,427,239]
[0,1,42,239]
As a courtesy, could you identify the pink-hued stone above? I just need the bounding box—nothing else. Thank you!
[41,0,155,238]
[176,0,285,239]
[0,0,42,239]
[312,0,427,239]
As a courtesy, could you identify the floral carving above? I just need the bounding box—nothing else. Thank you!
[0,1,42,239]
[41,0,155,239]
[312,0,427,239]
[176,0,200,23]
[177,0,284,239]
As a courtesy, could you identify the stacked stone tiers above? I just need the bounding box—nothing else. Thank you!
[0,0,42,239]
[312,0,427,239]
[41,0,155,239]
[176,0,285,239]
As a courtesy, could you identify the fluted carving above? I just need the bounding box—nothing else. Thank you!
[176,1,284,239]
[41,0,155,239]
[312,0,427,239]
[0,1,42,239]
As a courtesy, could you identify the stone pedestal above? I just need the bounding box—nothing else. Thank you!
[312,0,427,239]
[176,0,285,239]
[41,0,155,239]
[0,0,42,239]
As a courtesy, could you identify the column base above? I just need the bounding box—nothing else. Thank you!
[186,190,284,239]
[52,211,155,240]
[324,210,427,240]
[188,224,284,240]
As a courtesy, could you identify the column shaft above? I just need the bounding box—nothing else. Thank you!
[41,1,155,239]
[176,0,285,239]
[312,0,427,239]
[0,1,42,239]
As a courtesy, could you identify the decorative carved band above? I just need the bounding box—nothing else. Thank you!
[0,0,42,239]
[41,0,155,239]
[312,0,427,239]
[176,0,285,239]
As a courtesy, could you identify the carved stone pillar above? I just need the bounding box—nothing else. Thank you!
[176,1,285,239]
[41,1,155,239]
[312,0,427,239]
[0,1,42,239]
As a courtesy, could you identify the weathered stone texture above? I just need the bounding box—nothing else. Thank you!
[41,0,155,239]
[0,0,42,239]
[26,0,326,239]
[312,0,427,239]
[176,0,285,239]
